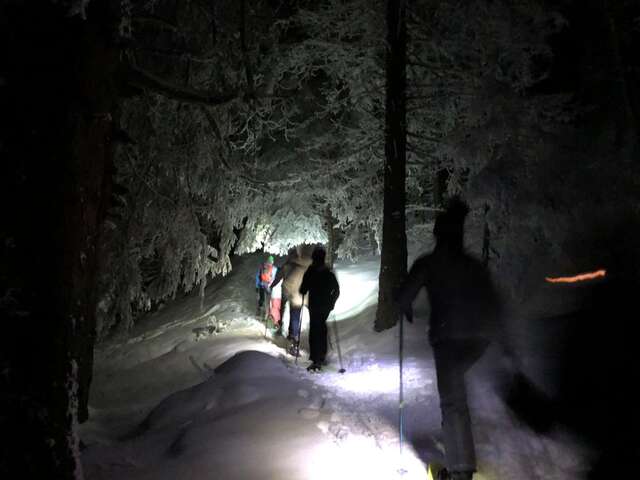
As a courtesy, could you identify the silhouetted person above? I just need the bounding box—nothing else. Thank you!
[300,246,340,372]
[396,198,499,480]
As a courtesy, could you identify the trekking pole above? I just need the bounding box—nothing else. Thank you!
[264,311,268,338]
[332,312,346,374]
[393,311,410,476]
[295,294,305,365]
[398,311,405,461]
[264,289,270,338]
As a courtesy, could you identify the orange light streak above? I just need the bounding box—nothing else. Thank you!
[545,269,607,284]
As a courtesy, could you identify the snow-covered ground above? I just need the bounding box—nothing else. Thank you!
[81,253,589,480]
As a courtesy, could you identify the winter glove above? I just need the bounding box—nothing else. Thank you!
[392,287,413,322]
[403,308,414,323]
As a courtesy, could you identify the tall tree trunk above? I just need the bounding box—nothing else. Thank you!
[375,0,407,331]
[325,206,337,270]
[602,0,639,153]
[66,4,119,424]
[433,168,450,208]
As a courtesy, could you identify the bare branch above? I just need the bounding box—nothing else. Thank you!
[133,45,219,64]
[126,63,238,106]
[132,16,179,32]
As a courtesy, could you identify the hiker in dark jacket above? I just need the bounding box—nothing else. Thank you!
[299,246,340,372]
[395,198,500,480]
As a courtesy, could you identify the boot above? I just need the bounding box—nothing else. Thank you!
[307,362,322,372]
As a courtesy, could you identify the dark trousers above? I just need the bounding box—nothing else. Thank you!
[433,339,488,473]
[289,306,302,340]
[257,286,266,307]
[280,293,287,325]
[309,308,330,364]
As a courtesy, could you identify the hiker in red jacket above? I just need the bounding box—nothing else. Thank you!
[255,255,276,316]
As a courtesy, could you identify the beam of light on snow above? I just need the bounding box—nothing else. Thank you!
[545,268,606,283]
[308,435,426,480]
[332,268,378,320]
[330,364,403,394]
[312,362,431,396]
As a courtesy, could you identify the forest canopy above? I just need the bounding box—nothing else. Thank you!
[97,0,566,337]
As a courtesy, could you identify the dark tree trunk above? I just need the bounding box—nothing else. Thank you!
[66,4,120,425]
[0,1,118,476]
[602,0,639,152]
[433,168,450,208]
[325,206,338,270]
[375,0,407,331]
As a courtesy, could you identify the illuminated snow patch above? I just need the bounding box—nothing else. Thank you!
[309,435,426,480]
[313,362,430,395]
[333,269,378,320]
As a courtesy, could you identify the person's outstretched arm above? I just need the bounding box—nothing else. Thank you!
[299,267,312,295]
[270,267,284,290]
[329,272,340,310]
[394,258,427,318]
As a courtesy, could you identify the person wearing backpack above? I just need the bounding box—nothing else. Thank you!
[270,246,312,355]
[256,255,276,316]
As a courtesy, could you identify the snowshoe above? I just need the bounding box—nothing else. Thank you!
[306,363,322,373]
[426,463,447,480]
[427,466,472,480]
[287,344,300,356]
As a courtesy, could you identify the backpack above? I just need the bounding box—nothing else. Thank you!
[260,263,273,283]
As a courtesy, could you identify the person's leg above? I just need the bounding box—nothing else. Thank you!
[258,286,265,308]
[308,309,330,364]
[318,310,330,363]
[433,343,477,475]
[287,307,301,355]
[279,294,287,331]
[308,310,318,363]
[290,307,301,340]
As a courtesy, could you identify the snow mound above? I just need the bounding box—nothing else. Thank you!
[127,351,291,437]
[84,349,334,480]
[213,349,287,378]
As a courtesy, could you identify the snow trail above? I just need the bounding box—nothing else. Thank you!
[81,253,588,480]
